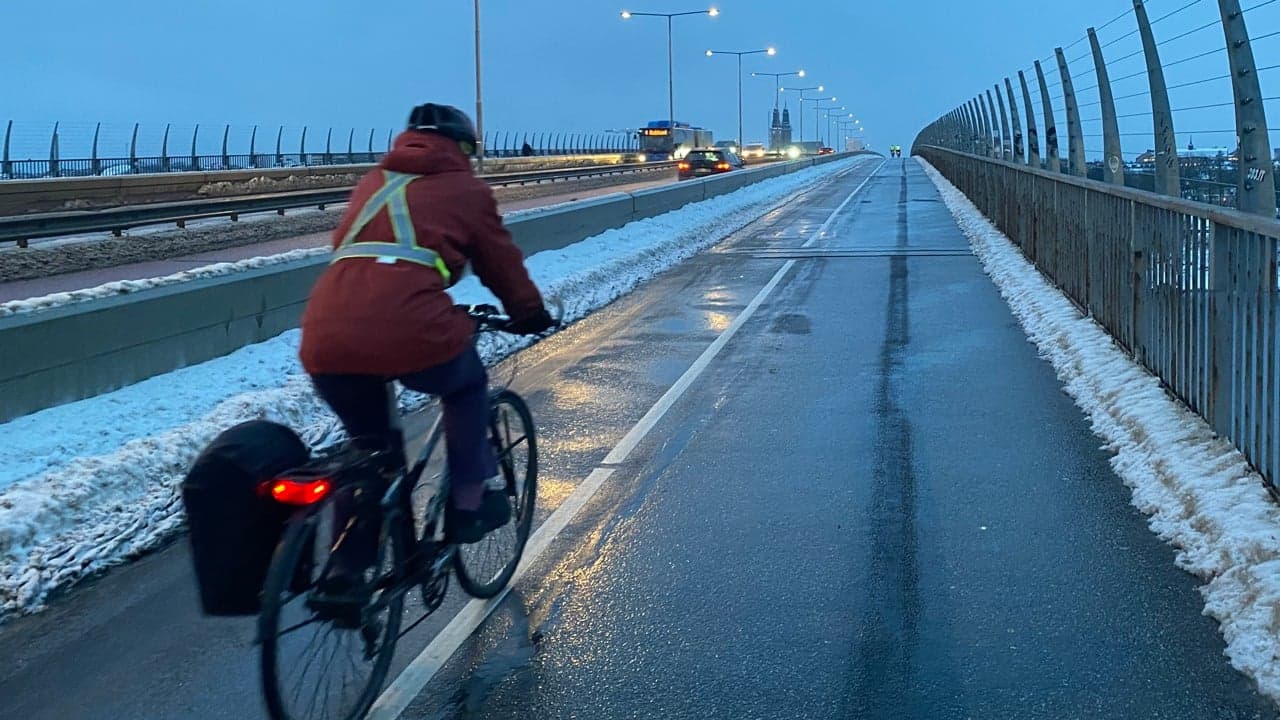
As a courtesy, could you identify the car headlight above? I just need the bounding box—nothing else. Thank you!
[786,146,801,159]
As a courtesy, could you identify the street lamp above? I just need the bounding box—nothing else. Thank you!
[706,47,775,149]
[836,118,860,151]
[778,85,824,142]
[815,105,845,147]
[752,69,804,112]
[800,95,837,144]
[474,0,485,171]
[621,7,719,151]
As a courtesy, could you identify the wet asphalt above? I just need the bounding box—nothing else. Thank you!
[0,158,1275,719]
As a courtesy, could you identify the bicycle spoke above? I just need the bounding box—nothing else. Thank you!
[274,614,324,638]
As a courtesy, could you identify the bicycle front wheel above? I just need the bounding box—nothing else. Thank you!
[259,504,405,720]
[454,389,538,598]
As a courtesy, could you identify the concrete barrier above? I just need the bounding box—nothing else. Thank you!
[0,154,862,422]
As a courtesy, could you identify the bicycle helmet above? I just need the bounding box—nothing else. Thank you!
[407,103,478,149]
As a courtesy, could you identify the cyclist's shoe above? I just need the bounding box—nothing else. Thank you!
[308,572,369,630]
[446,488,512,544]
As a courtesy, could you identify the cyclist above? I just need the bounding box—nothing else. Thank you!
[299,102,555,580]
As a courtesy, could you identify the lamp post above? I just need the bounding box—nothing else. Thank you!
[621,7,719,147]
[474,0,485,172]
[835,115,857,146]
[751,70,804,112]
[801,95,836,144]
[779,85,824,142]
[815,105,845,147]
[706,47,776,150]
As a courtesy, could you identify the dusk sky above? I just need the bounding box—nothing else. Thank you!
[6,1,1280,160]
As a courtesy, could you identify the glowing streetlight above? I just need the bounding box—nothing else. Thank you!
[706,46,777,148]
[620,8,719,152]
[779,85,826,142]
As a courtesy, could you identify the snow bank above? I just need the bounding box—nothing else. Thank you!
[0,156,874,618]
[0,249,329,318]
[919,157,1280,703]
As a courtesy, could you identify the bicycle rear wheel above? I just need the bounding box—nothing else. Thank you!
[259,502,405,720]
[453,389,538,598]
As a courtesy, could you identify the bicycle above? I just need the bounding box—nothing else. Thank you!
[256,305,542,720]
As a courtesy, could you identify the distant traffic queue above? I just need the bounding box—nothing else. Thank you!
[638,120,713,161]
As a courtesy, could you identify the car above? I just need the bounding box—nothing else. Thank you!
[677,148,745,180]
[741,143,767,159]
[713,140,740,155]
[818,146,835,155]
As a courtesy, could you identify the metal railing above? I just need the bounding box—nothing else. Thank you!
[919,144,1278,491]
[0,161,678,246]
[0,121,644,180]
[913,0,1280,216]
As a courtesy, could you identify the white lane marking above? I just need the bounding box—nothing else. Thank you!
[808,159,886,248]
[368,467,615,720]
[366,159,882,720]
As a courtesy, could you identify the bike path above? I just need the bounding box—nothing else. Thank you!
[0,159,881,719]
[394,159,1280,719]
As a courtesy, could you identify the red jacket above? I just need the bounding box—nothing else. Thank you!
[299,131,544,376]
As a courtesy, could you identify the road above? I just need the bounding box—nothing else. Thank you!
[0,158,1274,719]
[0,175,675,303]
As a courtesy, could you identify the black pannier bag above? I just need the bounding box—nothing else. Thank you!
[182,420,310,615]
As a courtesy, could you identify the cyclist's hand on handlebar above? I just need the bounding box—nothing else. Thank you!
[506,307,558,335]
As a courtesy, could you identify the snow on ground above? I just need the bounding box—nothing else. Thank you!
[0,249,329,317]
[919,157,1280,703]
[0,156,873,618]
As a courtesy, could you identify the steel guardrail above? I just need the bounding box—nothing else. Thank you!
[0,161,678,247]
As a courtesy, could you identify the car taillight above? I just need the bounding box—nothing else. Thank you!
[263,477,333,505]
[678,162,691,170]
[716,162,731,170]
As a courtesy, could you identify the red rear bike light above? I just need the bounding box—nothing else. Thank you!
[263,478,333,505]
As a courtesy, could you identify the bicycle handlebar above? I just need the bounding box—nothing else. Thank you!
[461,304,511,332]
[459,300,564,336]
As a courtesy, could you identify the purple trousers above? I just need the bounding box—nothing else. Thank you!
[310,346,496,511]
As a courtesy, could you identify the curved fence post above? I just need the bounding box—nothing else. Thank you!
[966,100,981,154]
[387,129,392,152]
[977,95,993,156]
[221,124,231,170]
[1019,71,1040,167]
[129,123,139,172]
[995,84,1012,161]
[324,127,332,165]
[50,123,60,178]
[91,123,102,175]
[1135,0,1180,196]
[191,124,201,171]
[250,125,258,167]
[162,124,171,173]
[1088,28,1125,185]
[1055,47,1088,177]
[347,129,354,164]
[1035,60,1061,173]
[985,91,1002,158]
[967,104,980,152]
[300,126,308,166]
[367,128,375,161]
[1005,78,1025,163]
[275,126,284,167]
[1219,0,1275,216]
[2,120,11,178]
